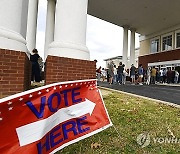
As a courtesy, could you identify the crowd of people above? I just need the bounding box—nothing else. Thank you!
[146,66,180,85]
[96,61,180,85]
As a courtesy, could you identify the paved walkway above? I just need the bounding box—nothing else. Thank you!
[98,81,180,105]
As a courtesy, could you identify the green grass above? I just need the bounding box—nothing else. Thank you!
[57,89,180,154]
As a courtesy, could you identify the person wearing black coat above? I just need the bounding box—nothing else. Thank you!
[30,49,41,82]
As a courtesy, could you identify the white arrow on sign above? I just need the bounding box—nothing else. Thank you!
[16,99,96,147]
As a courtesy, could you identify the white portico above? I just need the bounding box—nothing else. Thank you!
[1,0,180,97]
[0,0,95,97]
[1,0,180,63]
[88,0,180,68]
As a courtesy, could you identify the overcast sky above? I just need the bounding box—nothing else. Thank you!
[36,1,139,68]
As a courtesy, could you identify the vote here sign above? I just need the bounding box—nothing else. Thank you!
[0,79,112,154]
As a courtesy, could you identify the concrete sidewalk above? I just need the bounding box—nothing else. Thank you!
[157,83,180,87]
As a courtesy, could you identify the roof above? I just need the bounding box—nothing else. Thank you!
[104,56,122,61]
[88,0,180,35]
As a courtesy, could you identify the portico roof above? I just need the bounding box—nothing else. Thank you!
[88,0,180,35]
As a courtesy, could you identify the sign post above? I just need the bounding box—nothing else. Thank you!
[0,79,112,154]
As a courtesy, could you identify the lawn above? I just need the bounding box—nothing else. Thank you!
[57,89,180,154]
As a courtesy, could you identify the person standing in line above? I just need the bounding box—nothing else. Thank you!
[146,67,151,85]
[122,67,128,85]
[106,69,110,83]
[30,48,41,83]
[151,66,157,84]
[96,66,101,81]
[138,64,144,85]
[167,68,172,84]
[162,68,167,83]
[108,61,114,85]
[101,68,107,82]
[159,69,163,83]
[38,56,44,81]
[156,69,160,83]
[113,65,117,84]
[174,70,179,84]
[171,68,175,83]
[117,62,124,85]
[130,64,136,85]
[94,59,101,82]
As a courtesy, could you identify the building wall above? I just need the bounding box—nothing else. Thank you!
[139,39,150,56]
[105,49,139,69]
[140,25,180,53]
[139,25,180,68]
[45,56,96,85]
[139,48,180,69]
[0,49,31,98]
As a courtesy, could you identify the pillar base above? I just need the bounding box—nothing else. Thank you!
[0,27,27,52]
[45,55,96,85]
[0,49,31,98]
[47,41,90,60]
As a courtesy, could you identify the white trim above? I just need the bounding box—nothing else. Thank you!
[140,24,180,41]
[150,36,160,53]
[175,29,180,49]
[104,56,122,61]
[148,60,180,67]
[161,32,173,51]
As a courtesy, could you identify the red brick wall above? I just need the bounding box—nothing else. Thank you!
[45,56,96,85]
[0,49,31,98]
[139,49,180,69]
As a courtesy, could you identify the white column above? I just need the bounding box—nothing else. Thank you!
[130,29,135,66]
[48,0,90,60]
[0,0,28,52]
[44,0,56,60]
[26,0,39,52]
[122,27,128,67]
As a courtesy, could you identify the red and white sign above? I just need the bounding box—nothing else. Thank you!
[0,79,112,154]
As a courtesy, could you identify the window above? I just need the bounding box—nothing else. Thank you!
[150,39,159,53]
[176,32,180,48]
[162,35,172,51]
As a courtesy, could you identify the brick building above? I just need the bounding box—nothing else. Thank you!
[1,0,180,98]
[0,0,96,98]
[88,0,180,70]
